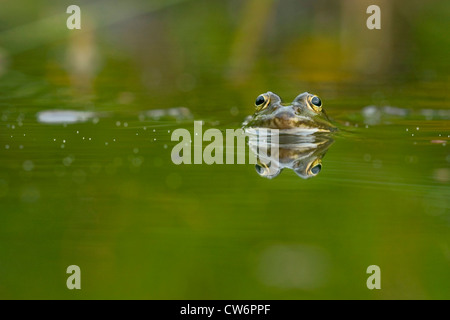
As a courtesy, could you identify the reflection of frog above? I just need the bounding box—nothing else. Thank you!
[243,92,337,133]
[247,131,334,179]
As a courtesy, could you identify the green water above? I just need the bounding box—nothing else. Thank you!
[0,0,449,299]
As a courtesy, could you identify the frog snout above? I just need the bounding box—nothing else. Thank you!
[274,109,295,121]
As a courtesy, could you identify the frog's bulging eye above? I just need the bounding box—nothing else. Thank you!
[311,96,321,107]
[310,164,322,175]
[255,94,269,110]
[308,94,322,113]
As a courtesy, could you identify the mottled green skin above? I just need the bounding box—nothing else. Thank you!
[243,92,336,132]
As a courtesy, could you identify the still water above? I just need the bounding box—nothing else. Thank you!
[0,0,449,299]
[0,73,448,299]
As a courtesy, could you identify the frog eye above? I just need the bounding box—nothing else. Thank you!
[307,159,322,176]
[308,95,322,113]
[255,94,269,110]
[310,163,322,175]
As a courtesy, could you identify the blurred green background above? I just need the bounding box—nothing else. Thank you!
[0,0,449,299]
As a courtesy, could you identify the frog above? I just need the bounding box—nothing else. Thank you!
[243,92,337,133]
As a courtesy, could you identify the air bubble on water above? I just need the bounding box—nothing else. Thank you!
[168,130,171,133]
[136,133,139,135]
[163,144,168,149]
[5,145,9,149]
[61,144,65,149]
[23,160,34,171]
[83,137,85,140]
[76,131,79,134]
[124,122,128,127]
[63,140,66,143]
[143,127,147,131]
[23,134,26,136]
[133,148,139,154]
[11,125,15,129]
[406,128,409,131]
[116,121,121,127]
[63,156,73,166]
[113,139,116,142]
[19,145,23,149]
[416,127,419,131]
[154,138,156,141]
[153,129,156,132]
[89,138,91,141]
[105,142,108,146]
[53,138,56,141]
[412,134,414,137]
[92,117,99,124]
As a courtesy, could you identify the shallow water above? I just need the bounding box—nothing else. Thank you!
[0,0,449,299]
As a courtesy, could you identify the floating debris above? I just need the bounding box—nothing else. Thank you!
[141,107,193,121]
[37,110,97,124]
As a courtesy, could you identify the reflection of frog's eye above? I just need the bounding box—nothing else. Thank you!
[310,164,322,175]
[255,164,265,174]
[308,95,322,113]
[255,94,269,110]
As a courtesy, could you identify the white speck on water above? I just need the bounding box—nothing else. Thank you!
[143,127,147,131]
[23,160,34,171]
[412,134,414,137]
[11,125,15,129]
[82,137,85,140]
[88,138,91,141]
[63,140,66,143]
[76,131,79,134]
[113,139,116,142]
[136,133,139,136]
[23,134,26,136]
[124,122,128,127]
[5,145,9,149]
[61,144,65,149]
[53,139,56,142]
[416,127,420,131]
[105,142,108,146]
[153,129,156,132]
[133,148,139,154]
[19,145,23,149]
[168,130,171,133]
[163,144,168,149]
[116,121,121,127]
[154,138,156,141]
[406,128,409,131]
